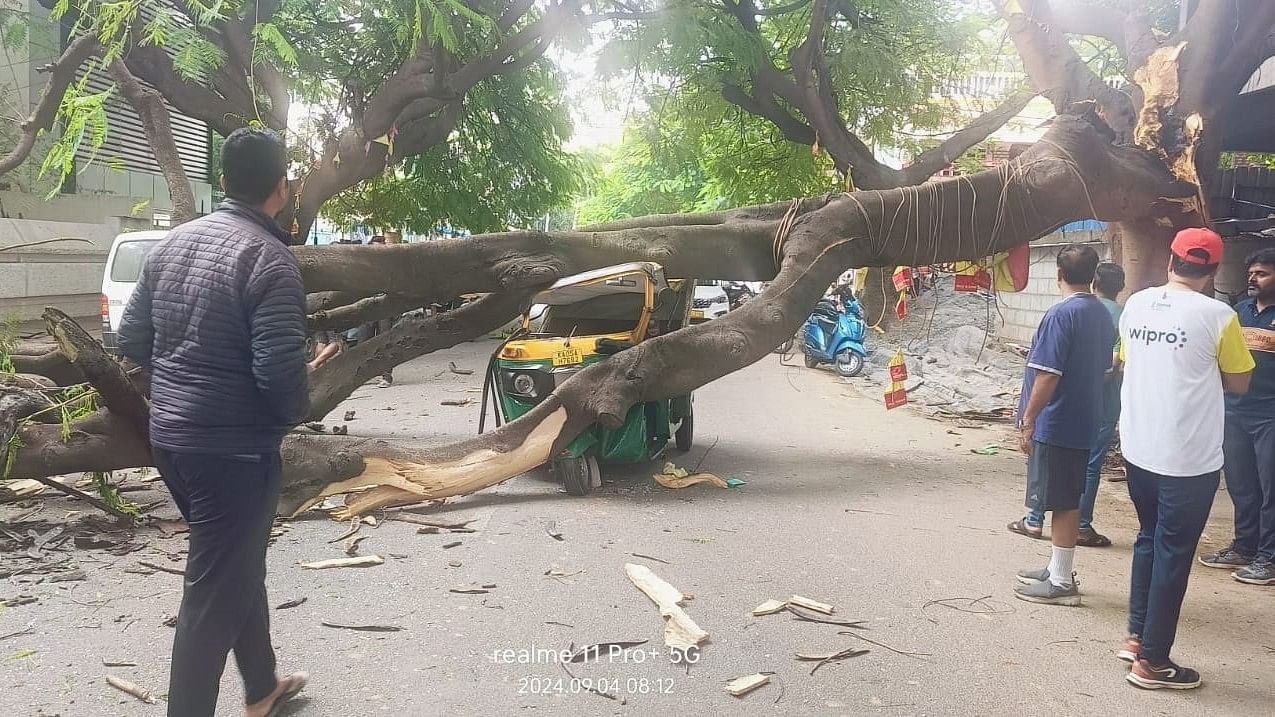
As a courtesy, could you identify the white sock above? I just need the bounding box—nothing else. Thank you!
[1048,546,1076,588]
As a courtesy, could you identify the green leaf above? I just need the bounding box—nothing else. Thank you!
[253,22,297,66]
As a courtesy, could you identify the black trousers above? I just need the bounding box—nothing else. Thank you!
[153,448,282,717]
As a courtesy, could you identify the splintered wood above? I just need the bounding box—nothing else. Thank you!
[751,599,788,616]
[105,675,155,704]
[298,555,384,570]
[624,563,708,653]
[726,673,770,697]
[788,595,835,615]
[293,407,569,519]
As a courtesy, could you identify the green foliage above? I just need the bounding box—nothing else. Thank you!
[88,471,143,520]
[38,86,112,195]
[595,1,989,154]
[253,22,297,67]
[3,432,21,481]
[577,94,840,226]
[172,32,228,82]
[321,62,582,233]
[0,317,18,375]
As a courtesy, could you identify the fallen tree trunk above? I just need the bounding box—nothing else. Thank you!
[3,115,1188,518]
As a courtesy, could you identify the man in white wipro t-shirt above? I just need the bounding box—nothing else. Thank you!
[1115,228,1255,691]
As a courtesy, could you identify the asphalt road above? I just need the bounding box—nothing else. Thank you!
[1,339,1271,716]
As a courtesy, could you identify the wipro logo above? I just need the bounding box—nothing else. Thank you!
[1128,325,1188,349]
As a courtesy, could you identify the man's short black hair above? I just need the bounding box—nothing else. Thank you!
[1093,262,1125,296]
[1245,247,1275,271]
[221,128,288,204]
[1056,243,1100,285]
[1170,253,1218,279]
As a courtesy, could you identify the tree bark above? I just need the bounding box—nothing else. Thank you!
[107,61,197,224]
[6,114,1189,518]
[0,35,99,177]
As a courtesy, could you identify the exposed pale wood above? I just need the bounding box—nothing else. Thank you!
[105,675,156,704]
[624,563,708,652]
[751,599,789,616]
[297,407,569,519]
[788,594,835,615]
[298,555,384,570]
[725,673,770,697]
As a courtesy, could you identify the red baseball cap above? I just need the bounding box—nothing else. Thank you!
[1171,228,1223,265]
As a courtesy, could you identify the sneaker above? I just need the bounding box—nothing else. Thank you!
[1126,658,1201,690]
[1198,545,1255,569]
[1015,567,1049,585]
[1013,576,1081,606]
[1116,635,1142,663]
[1232,559,1275,586]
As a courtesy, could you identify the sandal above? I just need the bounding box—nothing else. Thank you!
[1076,528,1112,548]
[265,672,308,717]
[1007,519,1045,539]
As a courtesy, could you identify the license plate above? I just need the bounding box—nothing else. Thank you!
[690,309,705,319]
[552,347,583,366]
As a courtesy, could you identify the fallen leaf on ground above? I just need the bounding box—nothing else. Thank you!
[345,535,368,556]
[653,471,728,489]
[440,399,472,407]
[970,444,1000,456]
[797,647,869,675]
[320,621,402,632]
[275,597,308,610]
[450,585,491,594]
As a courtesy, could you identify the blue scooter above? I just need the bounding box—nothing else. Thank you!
[800,296,867,377]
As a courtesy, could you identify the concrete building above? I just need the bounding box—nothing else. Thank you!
[1,0,213,322]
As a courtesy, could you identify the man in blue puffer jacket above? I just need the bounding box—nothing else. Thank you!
[119,128,309,717]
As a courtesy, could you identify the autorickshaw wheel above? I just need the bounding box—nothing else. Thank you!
[803,352,820,369]
[675,404,694,451]
[556,453,600,496]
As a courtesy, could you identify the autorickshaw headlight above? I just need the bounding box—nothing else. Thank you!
[513,373,537,397]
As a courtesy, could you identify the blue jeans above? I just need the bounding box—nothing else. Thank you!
[1026,384,1120,530]
[1125,462,1219,664]
[1223,413,1275,561]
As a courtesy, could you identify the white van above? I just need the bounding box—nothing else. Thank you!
[100,230,167,354]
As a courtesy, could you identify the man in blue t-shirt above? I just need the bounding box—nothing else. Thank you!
[1199,247,1275,586]
[1017,263,1125,547]
[1009,244,1116,606]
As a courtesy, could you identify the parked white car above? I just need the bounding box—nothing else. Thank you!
[101,230,166,354]
[691,280,730,322]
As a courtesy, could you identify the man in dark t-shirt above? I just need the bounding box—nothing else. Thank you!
[1009,244,1116,606]
[1200,247,1275,585]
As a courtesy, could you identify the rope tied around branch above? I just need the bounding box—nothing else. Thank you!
[772,198,803,270]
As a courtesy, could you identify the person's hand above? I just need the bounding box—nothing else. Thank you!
[1019,423,1034,456]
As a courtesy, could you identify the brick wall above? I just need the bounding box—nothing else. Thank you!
[997,229,1110,344]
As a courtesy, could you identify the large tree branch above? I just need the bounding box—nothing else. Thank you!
[720,81,815,144]
[124,45,249,136]
[306,291,532,419]
[898,90,1036,185]
[995,0,1138,142]
[108,60,197,223]
[1049,1,1160,69]
[0,35,99,176]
